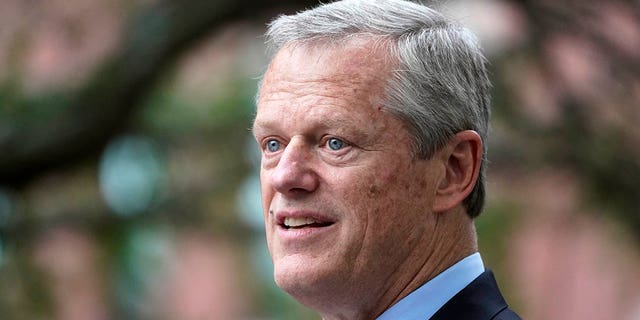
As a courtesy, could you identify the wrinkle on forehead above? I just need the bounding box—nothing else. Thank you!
[253,36,396,117]
[266,37,394,84]
[258,39,394,109]
[259,78,378,108]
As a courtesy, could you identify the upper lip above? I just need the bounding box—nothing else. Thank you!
[274,210,337,227]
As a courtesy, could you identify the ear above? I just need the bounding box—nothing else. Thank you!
[433,130,483,213]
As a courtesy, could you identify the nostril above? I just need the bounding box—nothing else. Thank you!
[289,187,311,194]
[271,165,319,195]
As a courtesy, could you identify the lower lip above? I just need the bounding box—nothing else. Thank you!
[275,223,337,243]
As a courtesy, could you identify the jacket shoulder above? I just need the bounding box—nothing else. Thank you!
[430,270,521,320]
[492,306,522,320]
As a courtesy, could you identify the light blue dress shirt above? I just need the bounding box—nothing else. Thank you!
[376,252,485,320]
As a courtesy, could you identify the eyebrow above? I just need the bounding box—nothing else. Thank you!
[250,119,269,137]
[252,115,371,142]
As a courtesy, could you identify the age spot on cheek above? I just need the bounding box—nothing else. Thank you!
[368,184,380,197]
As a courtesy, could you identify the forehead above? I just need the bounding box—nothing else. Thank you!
[267,38,391,78]
[255,39,394,124]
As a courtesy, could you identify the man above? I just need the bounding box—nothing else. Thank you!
[252,0,521,319]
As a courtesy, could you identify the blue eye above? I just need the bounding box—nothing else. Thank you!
[266,139,281,152]
[327,138,345,151]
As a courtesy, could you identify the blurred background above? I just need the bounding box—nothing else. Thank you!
[0,0,639,319]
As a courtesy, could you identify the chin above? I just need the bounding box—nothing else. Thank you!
[274,259,320,290]
[274,262,372,320]
[273,257,342,306]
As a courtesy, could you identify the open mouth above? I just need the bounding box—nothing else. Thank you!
[281,217,335,230]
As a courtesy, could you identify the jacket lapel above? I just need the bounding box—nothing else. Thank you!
[430,270,509,320]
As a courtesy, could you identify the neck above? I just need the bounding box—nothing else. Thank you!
[322,208,478,320]
[382,210,478,312]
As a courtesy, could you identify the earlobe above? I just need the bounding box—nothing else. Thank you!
[433,131,483,213]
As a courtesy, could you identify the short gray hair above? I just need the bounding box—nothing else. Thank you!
[263,0,491,218]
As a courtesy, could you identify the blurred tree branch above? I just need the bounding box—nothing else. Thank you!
[504,0,640,240]
[0,0,319,186]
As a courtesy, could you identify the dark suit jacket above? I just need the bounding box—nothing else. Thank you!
[430,270,521,320]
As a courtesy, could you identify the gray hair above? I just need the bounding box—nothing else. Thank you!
[263,0,491,218]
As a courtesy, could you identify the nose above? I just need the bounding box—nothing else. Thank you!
[269,138,319,196]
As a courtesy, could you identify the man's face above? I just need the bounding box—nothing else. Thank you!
[253,40,442,310]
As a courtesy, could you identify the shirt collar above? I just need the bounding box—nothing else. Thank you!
[376,252,485,320]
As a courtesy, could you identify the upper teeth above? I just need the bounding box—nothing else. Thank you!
[284,217,318,227]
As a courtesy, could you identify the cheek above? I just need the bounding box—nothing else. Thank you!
[358,162,434,220]
[344,169,429,261]
[345,168,404,217]
[259,171,274,212]
[362,164,415,199]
